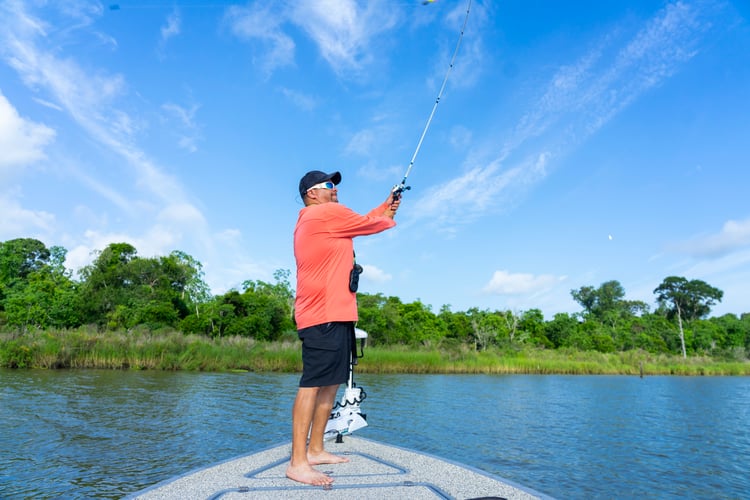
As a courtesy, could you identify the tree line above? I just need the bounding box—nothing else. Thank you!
[1,238,748,360]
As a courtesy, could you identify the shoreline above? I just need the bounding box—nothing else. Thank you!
[2,328,748,375]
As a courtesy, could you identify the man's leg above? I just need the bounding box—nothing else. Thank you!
[307,384,350,465]
[286,386,333,486]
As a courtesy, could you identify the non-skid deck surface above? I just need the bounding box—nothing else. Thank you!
[128,436,552,500]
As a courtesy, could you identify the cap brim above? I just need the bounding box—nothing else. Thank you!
[329,171,342,185]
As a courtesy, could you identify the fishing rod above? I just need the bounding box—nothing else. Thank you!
[392,0,472,200]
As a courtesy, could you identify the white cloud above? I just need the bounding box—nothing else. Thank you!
[483,270,562,295]
[0,190,56,239]
[157,202,207,227]
[675,217,750,258]
[361,263,392,284]
[0,92,55,170]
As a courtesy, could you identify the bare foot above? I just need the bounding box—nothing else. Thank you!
[286,463,333,486]
[307,450,350,465]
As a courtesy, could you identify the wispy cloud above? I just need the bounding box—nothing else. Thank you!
[161,8,181,42]
[288,0,399,78]
[157,8,181,58]
[411,0,724,231]
[224,3,296,77]
[162,101,201,153]
[0,2,190,203]
[225,0,400,79]
[279,87,317,111]
[409,152,550,233]
[344,128,379,156]
[427,0,485,91]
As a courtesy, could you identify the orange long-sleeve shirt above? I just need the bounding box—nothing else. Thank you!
[294,200,396,330]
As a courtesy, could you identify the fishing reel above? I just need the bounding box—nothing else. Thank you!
[391,183,410,202]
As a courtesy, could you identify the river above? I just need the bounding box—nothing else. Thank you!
[0,369,748,499]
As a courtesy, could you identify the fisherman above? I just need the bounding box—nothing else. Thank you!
[287,170,400,486]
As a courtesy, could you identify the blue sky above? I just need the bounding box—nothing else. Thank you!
[1,0,748,319]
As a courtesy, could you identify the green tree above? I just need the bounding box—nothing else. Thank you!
[438,305,473,345]
[466,308,503,351]
[654,276,723,358]
[0,240,80,330]
[242,269,294,324]
[184,274,294,340]
[164,250,212,315]
[77,242,138,326]
[545,312,579,348]
[398,300,446,346]
[742,313,750,351]
[357,294,405,345]
[571,280,648,327]
[1,238,51,311]
[77,243,206,330]
[632,314,672,353]
[356,293,390,343]
[0,238,51,284]
[519,308,550,347]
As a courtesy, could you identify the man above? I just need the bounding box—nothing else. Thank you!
[287,170,400,486]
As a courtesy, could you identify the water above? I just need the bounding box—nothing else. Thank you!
[1,370,748,499]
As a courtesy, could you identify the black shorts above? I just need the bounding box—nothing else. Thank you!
[298,322,353,388]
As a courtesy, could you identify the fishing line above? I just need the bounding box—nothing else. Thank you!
[392,0,472,200]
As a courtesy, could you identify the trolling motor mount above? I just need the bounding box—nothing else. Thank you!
[324,328,370,441]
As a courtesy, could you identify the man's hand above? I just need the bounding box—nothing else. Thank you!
[384,192,401,219]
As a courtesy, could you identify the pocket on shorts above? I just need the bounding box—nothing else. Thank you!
[301,327,340,351]
[300,323,342,351]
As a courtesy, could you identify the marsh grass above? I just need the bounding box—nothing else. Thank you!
[1,328,748,375]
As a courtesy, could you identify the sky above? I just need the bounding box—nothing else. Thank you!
[1,0,749,319]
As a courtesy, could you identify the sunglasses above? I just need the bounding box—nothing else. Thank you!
[307,181,335,192]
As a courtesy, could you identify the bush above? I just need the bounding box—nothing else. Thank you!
[0,340,33,368]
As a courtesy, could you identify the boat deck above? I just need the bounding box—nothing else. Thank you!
[127,436,552,499]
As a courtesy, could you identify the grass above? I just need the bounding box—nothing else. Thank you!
[1,327,748,375]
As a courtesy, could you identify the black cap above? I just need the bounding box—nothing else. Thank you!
[299,170,342,198]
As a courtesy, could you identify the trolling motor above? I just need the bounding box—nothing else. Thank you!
[324,327,369,442]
